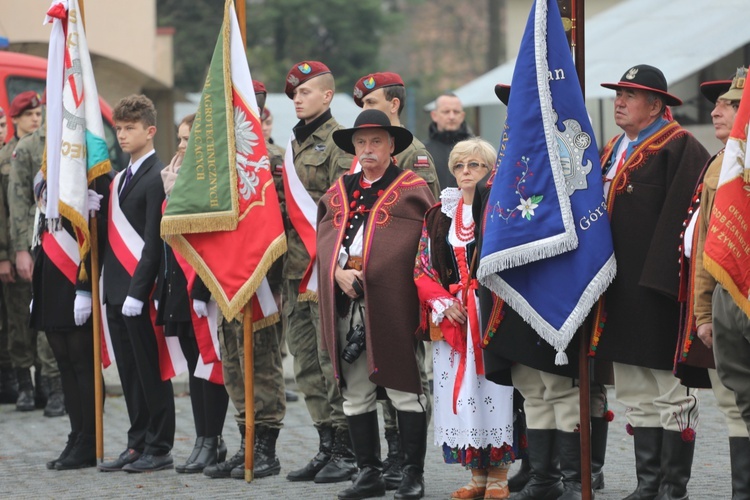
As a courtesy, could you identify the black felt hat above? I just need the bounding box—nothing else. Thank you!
[601,64,682,106]
[494,84,510,106]
[699,79,732,104]
[333,109,413,156]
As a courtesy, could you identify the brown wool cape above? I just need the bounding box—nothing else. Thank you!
[317,168,435,394]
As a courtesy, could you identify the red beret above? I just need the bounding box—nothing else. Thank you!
[9,90,42,118]
[353,72,404,108]
[253,80,267,95]
[285,61,331,99]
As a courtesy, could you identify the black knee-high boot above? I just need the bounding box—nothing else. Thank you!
[624,427,663,500]
[394,411,427,500]
[513,429,563,500]
[654,430,694,500]
[337,411,385,500]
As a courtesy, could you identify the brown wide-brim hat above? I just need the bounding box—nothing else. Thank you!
[700,80,732,104]
[333,109,413,156]
[494,84,510,106]
[601,64,682,107]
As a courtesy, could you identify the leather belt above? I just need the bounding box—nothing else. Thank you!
[345,256,363,271]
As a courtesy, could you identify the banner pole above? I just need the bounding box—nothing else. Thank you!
[570,1,592,498]
[243,301,255,482]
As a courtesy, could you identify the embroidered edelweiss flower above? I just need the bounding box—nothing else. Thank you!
[517,196,540,220]
[234,107,259,157]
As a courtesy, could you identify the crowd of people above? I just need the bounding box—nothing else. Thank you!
[1,57,750,500]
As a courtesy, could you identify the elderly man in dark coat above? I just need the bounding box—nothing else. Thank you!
[317,109,435,500]
[592,65,710,500]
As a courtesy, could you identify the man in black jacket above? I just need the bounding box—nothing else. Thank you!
[424,92,472,189]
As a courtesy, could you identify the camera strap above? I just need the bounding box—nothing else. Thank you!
[348,299,366,333]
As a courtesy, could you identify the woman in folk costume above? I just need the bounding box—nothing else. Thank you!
[155,113,229,473]
[414,138,514,500]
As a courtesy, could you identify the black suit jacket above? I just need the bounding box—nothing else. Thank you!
[102,154,165,306]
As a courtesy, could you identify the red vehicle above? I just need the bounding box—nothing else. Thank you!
[0,50,123,169]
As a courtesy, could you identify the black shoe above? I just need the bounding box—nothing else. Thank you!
[182,436,224,474]
[338,466,386,500]
[43,376,66,417]
[0,367,18,404]
[315,426,357,483]
[122,453,174,473]
[204,425,243,479]
[98,448,142,472]
[240,426,281,479]
[176,436,205,473]
[285,390,299,402]
[15,368,35,412]
[47,432,78,470]
[287,425,334,481]
[55,433,96,470]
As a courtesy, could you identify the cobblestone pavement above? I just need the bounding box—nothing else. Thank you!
[0,377,734,499]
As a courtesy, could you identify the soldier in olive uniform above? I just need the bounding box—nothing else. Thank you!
[9,117,66,418]
[281,61,357,484]
[0,104,15,404]
[0,91,60,414]
[351,71,436,490]
[201,81,288,481]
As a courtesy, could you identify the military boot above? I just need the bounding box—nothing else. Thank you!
[15,368,35,411]
[316,426,357,483]
[231,426,281,479]
[44,375,66,417]
[0,367,18,404]
[204,425,243,478]
[287,424,334,481]
[382,427,403,490]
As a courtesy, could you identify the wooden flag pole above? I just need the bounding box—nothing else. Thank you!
[233,0,255,484]
[243,302,256,482]
[76,0,104,463]
[570,0,592,498]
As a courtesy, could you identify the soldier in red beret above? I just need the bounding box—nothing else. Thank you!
[282,61,358,485]
[353,72,440,199]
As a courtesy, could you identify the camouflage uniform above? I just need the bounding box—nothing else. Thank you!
[281,116,351,434]
[0,136,17,379]
[7,128,58,379]
[219,139,287,430]
[394,136,440,200]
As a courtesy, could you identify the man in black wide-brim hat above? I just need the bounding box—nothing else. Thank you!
[317,109,435,500]
[592,64,710,500]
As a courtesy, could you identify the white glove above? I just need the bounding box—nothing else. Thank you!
[154,300,159,311]
[87,189,103,212]
[122,296,144,317]
[74,293,93,326]
[193,299,208,318]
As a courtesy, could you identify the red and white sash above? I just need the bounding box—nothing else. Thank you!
[281,133,318,300]
[106,172,187,380]
[41,228,80,285]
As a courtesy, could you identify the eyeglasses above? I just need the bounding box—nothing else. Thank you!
[451,161,486,174]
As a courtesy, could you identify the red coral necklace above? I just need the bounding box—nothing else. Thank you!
[454,201,475,242]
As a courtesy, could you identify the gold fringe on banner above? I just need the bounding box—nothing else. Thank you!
[704,253,750,319]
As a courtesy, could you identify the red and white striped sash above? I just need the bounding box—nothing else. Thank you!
[281,134,318,299]
[106,172,187,380]
[41,228,80,285]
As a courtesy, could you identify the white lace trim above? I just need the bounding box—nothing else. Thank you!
[440,187,462,219]
[429,297,458,324]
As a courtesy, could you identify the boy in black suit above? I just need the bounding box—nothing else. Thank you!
[98,95,175,473]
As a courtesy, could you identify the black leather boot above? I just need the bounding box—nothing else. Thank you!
[44,376,66,417]
[556,430,586,500]
[729,436,750,500]
[654,430,694,500]
[394,411,427,499]
[231,426,281,479]
[316,426,358,483]
[382,427,403,490]
[591,417,608,491]
[15,368,35,411]
[55,433,96,470]
[508,459,531,492]
[337,411,385,500]
[176,437,205,473]
[287,424,334,481]
[204,425,243,478]
[0,367,18,404]
[624,427,663,500]
[46,431,78,470]
[183,436,225,473]
[513,429,564,500]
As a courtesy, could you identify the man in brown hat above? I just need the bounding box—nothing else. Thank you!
[353,72,440,199]
[675,67,750,499]
[318,108,434,500]
[593,64,709,500]
[282,60,358,484]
